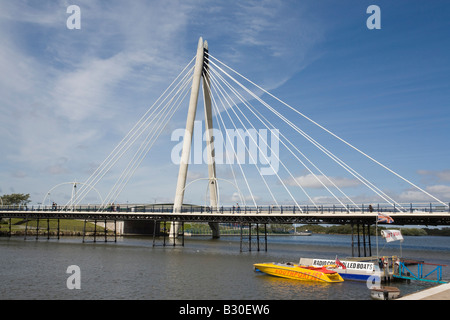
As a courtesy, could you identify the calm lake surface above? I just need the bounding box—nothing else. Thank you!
[1,233,449,300]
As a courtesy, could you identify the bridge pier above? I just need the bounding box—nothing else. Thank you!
[351,221,372,258]
[23,216,62,240]
[82,219,118,243]
[153,220,185,247]
[208,222,220,239]
[240,223,268,253]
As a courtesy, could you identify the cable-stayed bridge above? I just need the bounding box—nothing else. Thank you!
[1,38,449,249]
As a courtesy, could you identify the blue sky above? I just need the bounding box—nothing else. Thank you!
[0,0,449,207]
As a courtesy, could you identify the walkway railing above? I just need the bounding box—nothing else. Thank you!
[394,260,448,284]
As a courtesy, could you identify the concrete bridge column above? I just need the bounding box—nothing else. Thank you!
[171,37,220,239]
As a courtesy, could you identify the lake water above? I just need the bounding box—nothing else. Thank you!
[1,233,449,301]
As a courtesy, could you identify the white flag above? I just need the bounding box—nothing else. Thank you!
[381,229,403,243]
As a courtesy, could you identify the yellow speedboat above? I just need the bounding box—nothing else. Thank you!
[254,262,344,283]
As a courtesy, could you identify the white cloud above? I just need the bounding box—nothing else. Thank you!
[398,185,450,203]
[51,53,132,121]
[418,169,450,182]
[0,1,327,204]
[284,173,361,189]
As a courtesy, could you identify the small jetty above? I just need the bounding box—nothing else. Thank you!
[301,255,447,284]
[348,256,447,284]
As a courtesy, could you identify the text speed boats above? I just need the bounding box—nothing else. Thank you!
[253,262,344,283]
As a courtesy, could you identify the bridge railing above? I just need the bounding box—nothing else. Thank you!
[0,203,449,215]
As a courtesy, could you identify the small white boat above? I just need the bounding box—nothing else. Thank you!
[370,286,401,300]
[293,227,312,236]
[295,230,312,236]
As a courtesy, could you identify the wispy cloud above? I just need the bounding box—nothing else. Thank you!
[399,185,450,203]
[284,174,361,189]
[5,1,446,208]
[418,169,450,182]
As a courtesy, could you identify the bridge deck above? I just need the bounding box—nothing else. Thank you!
[1,206,450,225]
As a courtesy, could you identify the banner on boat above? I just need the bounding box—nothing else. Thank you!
[310,259,374,271]
[381,229,403,243]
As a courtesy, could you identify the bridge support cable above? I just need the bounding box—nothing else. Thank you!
[203,80,249,207]
[96,65,195,210]
[222,75,357,210]
[67,58,196,208]
[206,55,403,210]
[206,65,359,211]
[208,78,256,207]
[211,62,403,210]
[99,69,194,210]
[206,59,360,211]
[205,55,415,211]
[207,66,323,208]
[205,66,305,211]
[204,68,272,208]
[206,57,370,210]
[206,54,449,210]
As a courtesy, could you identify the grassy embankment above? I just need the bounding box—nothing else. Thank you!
[0,218,108,236]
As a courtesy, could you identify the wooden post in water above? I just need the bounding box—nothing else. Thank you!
[36,217,40,240]
[104,219,107,243]
[24,216,28,240]
[93,220,97,243]
[114,220,117,243]
[152,220,157,247]
[82,219,87,243]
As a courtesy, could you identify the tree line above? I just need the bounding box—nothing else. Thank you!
[1,193,31,206]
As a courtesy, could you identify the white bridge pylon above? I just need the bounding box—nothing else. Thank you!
[171,38,220,238]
